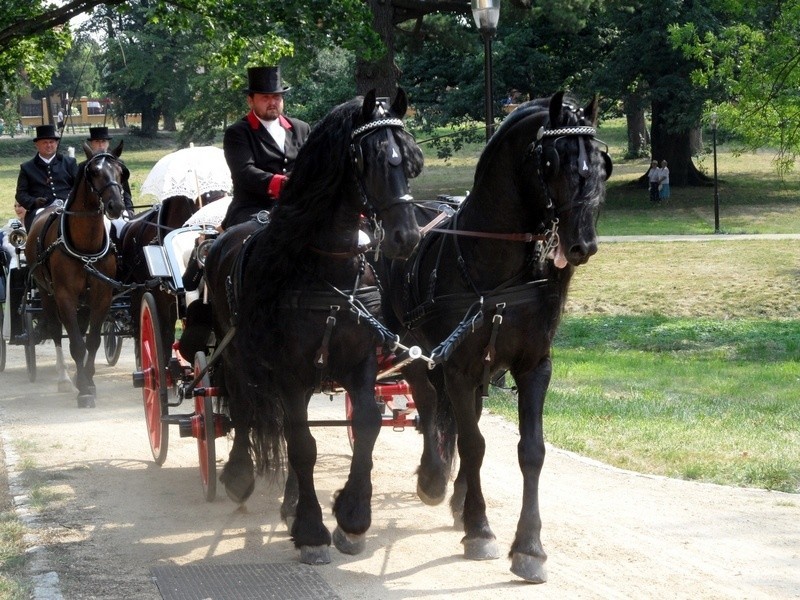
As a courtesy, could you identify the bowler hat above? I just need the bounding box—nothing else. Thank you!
[33,124,59,142]
[246,66,290,94]
[87,126,111,141]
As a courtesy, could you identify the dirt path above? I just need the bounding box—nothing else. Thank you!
[1,343,798,599]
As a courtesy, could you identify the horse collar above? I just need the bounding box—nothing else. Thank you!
[57,209,112,263]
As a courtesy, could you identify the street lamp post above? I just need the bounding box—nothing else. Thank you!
[711,112,720,233]
[471,0,501,142]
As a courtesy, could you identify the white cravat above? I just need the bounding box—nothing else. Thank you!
[259,117,286,152]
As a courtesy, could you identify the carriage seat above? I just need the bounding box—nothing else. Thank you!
[169,228,204,305]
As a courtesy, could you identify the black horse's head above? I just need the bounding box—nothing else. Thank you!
[479,91,611,269]
[532,92,611,267]
[81,141,126,220]
[347,89,423,259]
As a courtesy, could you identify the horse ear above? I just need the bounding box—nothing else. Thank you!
[362,89,377,122]
[83,141,93,159]
[584,94,599,126]
[391,88,408,118]
[113,140,124,157]
[549,91,565,128]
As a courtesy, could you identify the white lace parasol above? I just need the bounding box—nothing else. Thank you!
[140,146,232,202]
[183,196,232,228]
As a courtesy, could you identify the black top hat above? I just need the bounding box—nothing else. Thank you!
[246,66,290,94]
[87,126,111,141]
[33,124,59,141]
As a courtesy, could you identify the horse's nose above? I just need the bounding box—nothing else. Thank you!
[569,238,598,264]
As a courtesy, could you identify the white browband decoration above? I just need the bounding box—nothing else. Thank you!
[351,118,405,139]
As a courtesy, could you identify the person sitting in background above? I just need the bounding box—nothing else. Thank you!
[15,124,78,231]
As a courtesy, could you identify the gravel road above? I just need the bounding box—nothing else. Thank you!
[1,342,798,599]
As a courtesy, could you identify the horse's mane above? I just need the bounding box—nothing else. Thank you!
[237,96,420,330]
[66,161,88,204]
[472,92,587,187]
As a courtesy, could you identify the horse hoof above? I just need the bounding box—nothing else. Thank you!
[510,552,548,583]
[220,471,255,504]
[58,380,75,393]
[299,545,331,565]
[77,394,96,409]
[283,516,295,532]
[416,481,445,506]
[332,526,366,556]
[462,537,499,560]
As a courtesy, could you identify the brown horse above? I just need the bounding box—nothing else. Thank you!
[25,143,126,407]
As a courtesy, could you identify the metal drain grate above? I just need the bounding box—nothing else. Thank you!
[151,562,341,600]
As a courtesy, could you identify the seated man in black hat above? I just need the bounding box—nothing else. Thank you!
[86,126,135,244]
[221,65,311,228]
[16,124,78,231]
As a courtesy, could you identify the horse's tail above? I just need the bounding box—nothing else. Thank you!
[248,374,286,477]
[430,367,458,473]
[224,340,285,476]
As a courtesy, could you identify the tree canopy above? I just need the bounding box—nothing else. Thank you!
[2,0,798,176]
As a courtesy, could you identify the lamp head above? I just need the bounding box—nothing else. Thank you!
[471,0,501,33]
[710,112,718,130]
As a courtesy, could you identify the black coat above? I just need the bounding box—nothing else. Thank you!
[222,111,310,227]
[16,152,78,213]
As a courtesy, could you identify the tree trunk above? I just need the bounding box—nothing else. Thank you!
[649,97,711,186]
[140,105,160,137]
[623,92,649,159]
[163,111,177,132]
[357,0,401,97]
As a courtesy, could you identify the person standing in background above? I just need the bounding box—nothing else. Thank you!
[648,159,661,203]
[658,160,670,201]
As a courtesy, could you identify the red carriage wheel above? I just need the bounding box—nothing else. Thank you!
[140,292,169,465]
[194,352,216,502]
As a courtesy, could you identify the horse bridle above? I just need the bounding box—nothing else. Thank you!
[63,152,125,218]
[349,115,414,246]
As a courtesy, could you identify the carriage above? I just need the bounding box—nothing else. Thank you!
[129,221,427,502]
[124,89,609,581]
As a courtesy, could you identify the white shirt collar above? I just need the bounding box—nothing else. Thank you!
[258,117,286,151]
[38,153,55,164]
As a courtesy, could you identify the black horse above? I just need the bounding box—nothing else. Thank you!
[204,89,423,564]
[25,143,127,407]
[381,92,612,582]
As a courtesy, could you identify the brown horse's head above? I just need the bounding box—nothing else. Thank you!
[81,141,126,220]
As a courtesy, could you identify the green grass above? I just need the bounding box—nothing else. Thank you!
[0,511,28,600]
[487,239,800,493]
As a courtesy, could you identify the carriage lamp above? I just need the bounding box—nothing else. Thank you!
[711,112,720,233]
[471,0,501,142]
